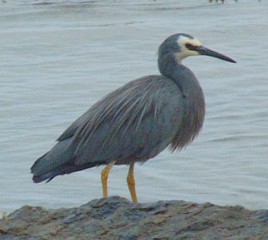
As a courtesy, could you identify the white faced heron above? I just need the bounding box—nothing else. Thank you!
[31,33,236,203]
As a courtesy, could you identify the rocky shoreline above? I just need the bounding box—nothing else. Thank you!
[1,196,268,239]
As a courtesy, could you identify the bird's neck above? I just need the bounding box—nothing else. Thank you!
[158,54,202,95]
[158,54,205,150]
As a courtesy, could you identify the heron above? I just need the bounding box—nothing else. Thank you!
[31,33,235,203]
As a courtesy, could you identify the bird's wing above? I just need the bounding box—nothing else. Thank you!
[61,75,184,165]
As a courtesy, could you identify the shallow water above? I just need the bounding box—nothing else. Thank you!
[1,0,268,213]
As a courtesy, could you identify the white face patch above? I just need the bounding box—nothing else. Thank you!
[176,35,203,61]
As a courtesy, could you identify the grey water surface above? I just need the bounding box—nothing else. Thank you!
[1,0,268,213]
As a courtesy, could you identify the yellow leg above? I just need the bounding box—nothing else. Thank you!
[101,161,116,198]
[127,162,138,203]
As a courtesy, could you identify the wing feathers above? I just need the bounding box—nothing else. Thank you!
[71,75,183,165]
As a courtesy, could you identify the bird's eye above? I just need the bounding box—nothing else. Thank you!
[185,43,197,51]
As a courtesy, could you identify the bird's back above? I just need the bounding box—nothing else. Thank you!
[62,75,185,164]
[31,75,185,182]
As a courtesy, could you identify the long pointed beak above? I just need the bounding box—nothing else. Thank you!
[196,46,236,63]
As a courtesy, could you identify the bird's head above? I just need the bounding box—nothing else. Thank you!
[158,33,236,63]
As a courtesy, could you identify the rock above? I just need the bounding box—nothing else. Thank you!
[1,196,268,239]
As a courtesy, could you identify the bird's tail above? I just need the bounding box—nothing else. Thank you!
[31,155,97,183]
[31,152,54,183]
[32,138,87,183]
[31,138,104,183]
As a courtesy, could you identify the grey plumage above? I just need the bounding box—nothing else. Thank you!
[32,75,186,182]
[31,33,235,201]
